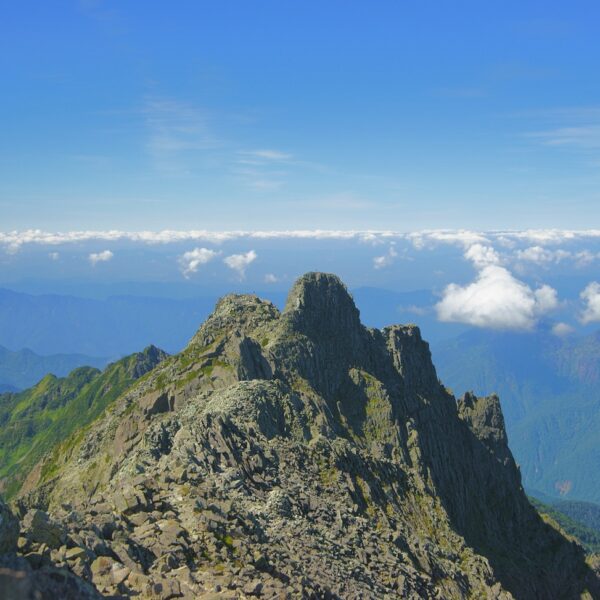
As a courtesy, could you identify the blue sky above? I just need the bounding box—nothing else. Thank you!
[3,2,600,339]
[3,1,600,230]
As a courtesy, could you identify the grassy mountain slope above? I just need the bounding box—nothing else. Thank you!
[0,345,166,498]
[432,327,600,503]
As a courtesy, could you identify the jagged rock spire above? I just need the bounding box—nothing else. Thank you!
[283,272,362,340]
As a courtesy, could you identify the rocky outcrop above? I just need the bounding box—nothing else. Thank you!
[0,497,102,599]
[8,273,599,599]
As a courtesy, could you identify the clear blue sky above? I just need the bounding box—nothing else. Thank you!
[2,0,600,230]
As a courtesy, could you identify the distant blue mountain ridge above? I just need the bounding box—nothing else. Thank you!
[0,285,456,358]
[0,345,108,391]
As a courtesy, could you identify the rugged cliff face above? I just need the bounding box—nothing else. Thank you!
[2,273,598,599]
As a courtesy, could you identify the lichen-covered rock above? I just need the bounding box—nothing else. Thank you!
[10,273,600,599]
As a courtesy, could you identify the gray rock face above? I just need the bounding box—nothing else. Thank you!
[458,392,512,465]
[21,509,66,548]
[0,498,18,554]
[10,273,600,599]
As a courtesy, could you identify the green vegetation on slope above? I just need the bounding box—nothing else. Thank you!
[553,499,600,534]
[0,345,166,498]
[530,497,600,554]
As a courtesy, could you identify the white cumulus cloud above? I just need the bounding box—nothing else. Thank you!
[88,250,113,266]
[514,246,598,267]
[223,250,257,278]
[436,245,559,330]
[580,282,600,323]
[464,244,501,268]
[178,247,219,278]
[515,246,569,264]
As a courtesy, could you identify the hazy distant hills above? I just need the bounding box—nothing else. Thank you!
[0,287,217,356]
[0,285,456,359]
[0,345,108,391]
[432,327,600,504]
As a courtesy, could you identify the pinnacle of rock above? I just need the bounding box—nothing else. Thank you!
[283,272,362,339]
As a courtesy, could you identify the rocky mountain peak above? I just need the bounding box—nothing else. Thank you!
[188,293,280,349]
[282,272,361,339]
[2,273,598,599]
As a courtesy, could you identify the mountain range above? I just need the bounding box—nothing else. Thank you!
[1,273,598,598]
[0,345,108,391]
[0,285,461,358]
[0,288,217,356]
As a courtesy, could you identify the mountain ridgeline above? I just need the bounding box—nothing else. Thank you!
[0,344,109,391]
[1,273,598,599]
[0,346,167,499]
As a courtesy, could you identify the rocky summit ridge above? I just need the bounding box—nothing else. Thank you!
[1,272,599,599]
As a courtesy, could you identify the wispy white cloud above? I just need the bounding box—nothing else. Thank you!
[143,98,220,174]
[373,245,398,269]
[178,247,219,278]
[552,322,574,337]
[264,273,279,283]
[400,304,429,316]
[233,149,294,189]
[527,125,600,149]
[89,250,113,266]
[223,250,257,278]
[238,149,293,162]
[48,252,60,261]
[436,244,559,330]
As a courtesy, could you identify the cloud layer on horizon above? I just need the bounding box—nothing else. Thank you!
[3,228,600,333]
[3,228,600,252]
